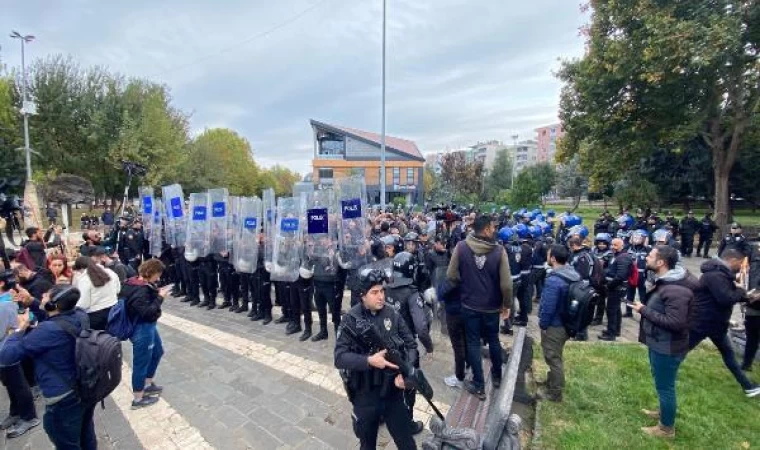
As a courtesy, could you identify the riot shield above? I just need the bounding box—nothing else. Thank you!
[304,188,337,258]
[234,196,262,274]
[293,182,314,202]
[149,200,164,258]
[162,184,186,248]
[227,196,240,257]
[270,196,305,282]
[262,188,276,268]
[208,188,229,255]
[139,187,154,241]
[336,176,371,269]
[184,192,210,262]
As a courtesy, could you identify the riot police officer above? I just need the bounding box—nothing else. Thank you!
[718,222,752,258]
[334,269,419,450]
[120,219,145,271]
[680,210,699,257]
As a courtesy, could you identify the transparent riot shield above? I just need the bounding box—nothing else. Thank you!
[227,196,240,257]
[139,187,154,242]
[304,188,337,258]
[293,182,314,203]
[184,192,210,262]
[208,188,229,255]
[234,197,262,274]
[270,196,305,282]
[336,176,371,269]
[162,184,186,248]
[262,188,276,268]
[150,200,164,258]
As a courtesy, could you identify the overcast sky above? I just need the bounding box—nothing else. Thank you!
[2,0,587,174]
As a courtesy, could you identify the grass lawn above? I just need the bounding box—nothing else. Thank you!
[533,342,760,450]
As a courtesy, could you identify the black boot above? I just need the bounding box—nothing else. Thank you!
[262,311,273,325]
[250,311,264,321]
[180,296,192,302]
[285,322,302,335]
[311,326,328,342]
[235,302,248,313]
[299,325,312,342]
[189,298,200,306]
[220,301,232,310]
[198,300,210,308]
[247,303,257,317]
[228,301,237,312]
[206,298,217,310]
[274,316,289,324]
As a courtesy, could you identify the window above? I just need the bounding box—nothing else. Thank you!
[393,167,400,185]
[350,168,365,177]
[407,168,414,184]
[318,168,333,179]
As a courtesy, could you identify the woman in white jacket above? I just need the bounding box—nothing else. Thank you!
[72,256,120,330]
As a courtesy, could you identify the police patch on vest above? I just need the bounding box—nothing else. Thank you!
[475,254,487,270]
[384,318,392,331]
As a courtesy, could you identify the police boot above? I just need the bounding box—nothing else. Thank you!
[247,303,257,317]
[311,324,328,342]
[285,321,302,335]
[235,301,248,314]
[198,298,210,308]
[299,325,312,342]
[262,311,273,325]
[180,295,192,302]
[189,297,200,306]
[220,299,232,309]
[274,315,289,324]
[227,299,237,312]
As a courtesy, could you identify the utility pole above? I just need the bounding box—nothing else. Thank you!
[510,134,518,190]
[379,0,387,210]
[10,30,35,180]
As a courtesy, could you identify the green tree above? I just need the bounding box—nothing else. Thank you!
[440,152,484,199]
[558,0,760,233]
[510,163,556,207]
[263,165,302,197]
[613,177,659,211]
[555,155,588,211]
[485,149,513,199]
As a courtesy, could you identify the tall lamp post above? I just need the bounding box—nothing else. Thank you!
[510,134,518,190]
[10,30,35,181]
[379,0,387,210]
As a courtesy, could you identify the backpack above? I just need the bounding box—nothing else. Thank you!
[557,275,598,338]
[106,297,137,341]
[627,255,640,287]
[584,252,605,290]
[51,314,123,408]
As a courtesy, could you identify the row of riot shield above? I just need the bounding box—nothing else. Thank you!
[233,196,262,274]
[270,195,305,282]
[336,176,370,269]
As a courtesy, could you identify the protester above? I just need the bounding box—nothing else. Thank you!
[744,237,760,371]
[446,215,512,400]
[537,244,579,402]
[46,253,72,285]
[632,246,698,439]
[72,256,120,330]
[14,262,54,301]
[688,249,760,397]
[120,259,171,409]
[0,270,39,439]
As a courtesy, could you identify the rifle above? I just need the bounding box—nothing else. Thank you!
[342,317,445,421]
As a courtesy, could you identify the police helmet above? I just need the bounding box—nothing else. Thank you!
[358,268,389,296]
[390,252,416,288]
[403,232,419,242]
[547,209,556,218]
[380,235,397,248]
[568,225,589,240]
[594,233,612,244]
[513,224,530,240]
[564,214,582,228]
[652,229,671,244]
[616,214,634,229]
[497,226,514,243]
[631,229,648,244]
[528,225,543,239]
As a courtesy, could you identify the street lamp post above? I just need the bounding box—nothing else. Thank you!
[10,30,35,181]
[510,134,518,190]
[379,0,387,210]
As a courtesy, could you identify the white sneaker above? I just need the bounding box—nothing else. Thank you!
[745,386,760,398]
[444,375,462,388]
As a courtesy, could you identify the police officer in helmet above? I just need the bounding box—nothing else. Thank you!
[334,268,419,450]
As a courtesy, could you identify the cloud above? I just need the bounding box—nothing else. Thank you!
[1,0,587,176]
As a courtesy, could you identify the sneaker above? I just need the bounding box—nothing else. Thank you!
[131,396,160,409]
[0,415,19,430]
[745,386,760,398]
[6,418,40,438]
[444,375,462,388]
[641,424,674,439]
[463,380,486,401]
[144,383,164,397]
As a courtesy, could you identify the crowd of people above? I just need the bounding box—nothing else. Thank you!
[0,191,759,448]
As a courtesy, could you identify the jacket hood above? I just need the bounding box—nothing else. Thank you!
[465,234,498,255]
[126,277,149,287]
[700,259,735,277]
[655,266,687,282]
[551,265,581,282]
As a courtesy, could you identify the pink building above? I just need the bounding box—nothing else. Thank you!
[535,123,565,163]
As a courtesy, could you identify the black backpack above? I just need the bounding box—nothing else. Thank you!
[556,274,598,337]
[585,253,605,291]
[51,314,123,408]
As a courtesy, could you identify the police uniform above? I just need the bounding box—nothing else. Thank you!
[334,303,418,450]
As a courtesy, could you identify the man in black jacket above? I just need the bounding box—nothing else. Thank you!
[718,223,752,258]
[600,238,633,341]
[696,213,718,258]
[632,246,698,439]
[688,249,760,397]
[743,237,760,371]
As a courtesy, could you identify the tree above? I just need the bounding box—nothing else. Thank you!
[613,177,659,211]
[558,0,760,233]
[485,149,513,199]
[440,152,484,199]
[555,155,588,211]
[263,165,302,197]
[510,163,557,207]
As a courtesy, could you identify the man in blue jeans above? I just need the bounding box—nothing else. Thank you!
[632,245,699,439]
[446,215,512,400]
[688,249,760,398]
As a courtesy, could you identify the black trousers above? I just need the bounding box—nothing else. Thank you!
[681,233,695,256]
[697,235,712,256]
[516,274,532,322]
[593,289,607,322]
[239,272,255,307]
[0,364,36,421]
[314,280,340,331]
[219,262,240,304]
[446,311,466,381]
[352,388,416,450]
[530,267,546,301]
[606,287,626,336]
[256,270,272,314]
[744,315,760,369]
[290,277,313,327]
[186,260,201,301]
[274,282,291,319]
[199,259,218,303]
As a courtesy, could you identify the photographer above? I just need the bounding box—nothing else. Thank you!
[334,268,418,450]
[0,270,39,439]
